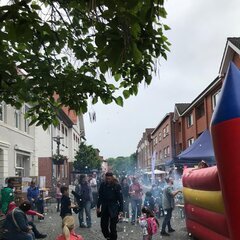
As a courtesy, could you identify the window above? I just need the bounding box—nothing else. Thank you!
[166,125,169,134]
[163,125,169,138]
[196,102,205,119]
[0,102,3,121]
[212,90,221,111]
[159,151,163,160]
[65,127,68,147]
[187,138,194,147]
[15,110,21,129]
[167,146,170,156]
[164,148,167,158]
[24,105,30,134]
[158,132,162,142]
[153,137,158,145]
[187,113,193,127]
[16,153,30,177]
[53,164,57,178]
[163,128,166,138]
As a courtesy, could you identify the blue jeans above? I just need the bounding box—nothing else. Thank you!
[78,201,91,227]
[131,199,142,222]
[161,208,173,232]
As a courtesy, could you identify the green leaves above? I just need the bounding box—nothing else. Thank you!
[131,42,142,64]
[115,96,123,107]
[73,142,101,171]
[123,90,130,99]
[0,0,170,128]
[107,153,137,175]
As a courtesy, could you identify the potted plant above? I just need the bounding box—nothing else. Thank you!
[51,154,67,165]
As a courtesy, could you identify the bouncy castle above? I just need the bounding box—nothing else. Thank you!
[182,62,240,240]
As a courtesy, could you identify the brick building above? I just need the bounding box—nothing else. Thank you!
[151,113,174,169]
[174,37,240,156]
[137,128,154,170]
[136,37,240,169]
[37,109,85,188]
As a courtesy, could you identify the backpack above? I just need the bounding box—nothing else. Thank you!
[147,217,158,235]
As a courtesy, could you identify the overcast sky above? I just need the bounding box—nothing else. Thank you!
[84,0,240,159]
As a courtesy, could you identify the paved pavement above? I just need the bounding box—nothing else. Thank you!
[35,203,193,240]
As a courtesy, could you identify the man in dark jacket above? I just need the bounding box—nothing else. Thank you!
[97,172,123,240]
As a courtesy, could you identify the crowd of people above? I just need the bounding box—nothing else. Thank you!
[0,170,183,240]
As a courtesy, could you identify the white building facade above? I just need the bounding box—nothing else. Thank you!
[0,102,36,187]
[0,101,85,188]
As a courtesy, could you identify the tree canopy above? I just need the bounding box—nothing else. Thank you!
[0,0,170,129]
[73,142,101,172]
[107,153,137,176]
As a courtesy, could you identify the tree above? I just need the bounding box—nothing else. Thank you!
[107,153,137,176]
[0,0,170,129]
[73,142,101,172]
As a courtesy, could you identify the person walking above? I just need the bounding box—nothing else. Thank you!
[129,177,143,225]
[160,177,182,236]
[56,182,62,212]
[0,178,14,214]
[89,173,98,208]
[120,177,130,221]
[97,172,123,240]
[75,175,93,228]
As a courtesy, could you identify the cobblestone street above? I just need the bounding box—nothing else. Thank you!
[35,203,192,240]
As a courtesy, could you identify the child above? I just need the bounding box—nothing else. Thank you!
[139,207,159,240]
[143,191,155,213]
[60,186,76,219]
[56,215,84,240]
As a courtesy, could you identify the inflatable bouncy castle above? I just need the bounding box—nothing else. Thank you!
[183,62,240,240]
[183,166,229,239]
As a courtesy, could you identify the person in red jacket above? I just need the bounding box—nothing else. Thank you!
[129,177,143,225]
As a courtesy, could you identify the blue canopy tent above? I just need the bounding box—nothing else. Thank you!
[173,129,215,167]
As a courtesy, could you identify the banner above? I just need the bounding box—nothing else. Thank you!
[151,151,156,185]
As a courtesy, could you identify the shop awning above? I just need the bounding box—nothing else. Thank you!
[174,129,215,167]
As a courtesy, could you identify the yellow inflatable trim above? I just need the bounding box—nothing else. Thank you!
[183,187,225,214]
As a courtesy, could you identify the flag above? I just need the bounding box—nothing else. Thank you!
[151,151,156,185]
